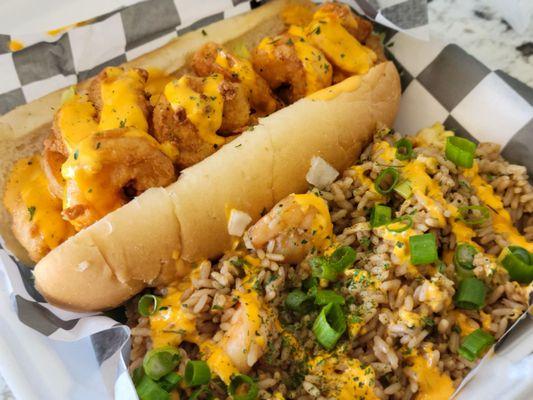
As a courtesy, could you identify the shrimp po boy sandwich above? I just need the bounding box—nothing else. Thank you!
[0,0,400,311]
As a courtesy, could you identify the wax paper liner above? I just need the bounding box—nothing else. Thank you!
[0,0,532,399]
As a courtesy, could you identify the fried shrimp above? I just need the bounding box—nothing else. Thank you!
[61,128,175,230]
[246,193,333,264]
[3,155,75,262]
[153,74,249,168]
[313,2,373,43]
[191,42,279,116]
[88,66,150,132]
[251,34,332,104]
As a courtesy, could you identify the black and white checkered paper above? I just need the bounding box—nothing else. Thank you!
[0,0,532,399]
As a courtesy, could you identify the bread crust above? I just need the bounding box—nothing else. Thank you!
[0,0,401,311]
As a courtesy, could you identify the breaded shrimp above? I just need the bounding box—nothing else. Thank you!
[246,193,333,264]
[88,67,150,132]
[313,2,373,43]
[251,34,332,104]
[153,74,249,169]
[61,128,175,230]
[191,42,279,116]
[3,155,75,262]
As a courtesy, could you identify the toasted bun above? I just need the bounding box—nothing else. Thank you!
[0,0,401,311]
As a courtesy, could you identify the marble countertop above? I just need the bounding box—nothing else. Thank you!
[0,1,531,399]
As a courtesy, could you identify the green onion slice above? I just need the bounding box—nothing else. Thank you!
[310,256,338,281]
[135,375,170,400]
[394,138,413,161]
[458,329,495,361]
[312,303,346,350]
[189,386,214,400]
[409,233,438,265]
[310,246,356,281]
[138,294,162,317]
[457,205,490,226]
[285,290,312,312]
[132,366,145,386]
[329,246,357,271]
[185,360,211,387]
[445,136,477,168]
[454,243,478,271]
[454,277,486,310]
[499,246,533,283]
[393,180,412,199]
[314,289,345,306]
[374,167,400,195]
[386,215,413,233]
[159,372,182,392]
[228,374,259,400]
[370,204,391,228]
[143,346,181,381]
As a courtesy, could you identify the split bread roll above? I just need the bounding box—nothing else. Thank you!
[0,0,401,310]
[35,61,400,311]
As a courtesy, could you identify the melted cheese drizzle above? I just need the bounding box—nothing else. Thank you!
[213,48,278,112]
[308,74,361,100]
[61,128,160,227]
[293,193,333,249]
[463,163,533,252]
[293,39,332,94]
[305,18,376,75]
[408,355,454,400]
[4,155,73,249]
[164,74,225,145]
[57,94,98,153]
[98,67,148,132]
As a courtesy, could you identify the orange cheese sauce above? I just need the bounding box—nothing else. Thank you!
[4,155,74,250]
[407,355,454,400]
[463,163,532,252]
[98,67,148,132]
[56,94,98,153]
[61,128,159,229]
[8,40,24,52]
[163,74,225,145]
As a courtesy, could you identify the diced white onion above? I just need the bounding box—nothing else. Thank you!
[77,261,90,272]
[227,209,252,237]
[306,156,339,189]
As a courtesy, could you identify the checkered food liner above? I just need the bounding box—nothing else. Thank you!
[0,0,532,399]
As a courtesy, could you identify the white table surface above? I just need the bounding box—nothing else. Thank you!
[0,0,532,399]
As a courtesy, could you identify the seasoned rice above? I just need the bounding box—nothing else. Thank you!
[129,124,532,399]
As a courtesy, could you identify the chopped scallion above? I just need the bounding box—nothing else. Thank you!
[143,346,181,381]
[454,277,486,310]
[138,294,162,317]
[312,303,346,350]
[445,136,477,168]
[185,360,211,387]
[394,138,413,161]
[314,290,345,306]
[370,204,391,227]
[374,167,400,195]
[409,233,438,265]
[135,375,169,400]
[393,180,412,199]
[499,246,533,283]
[458,329,494,361]
[454,243,478,280]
